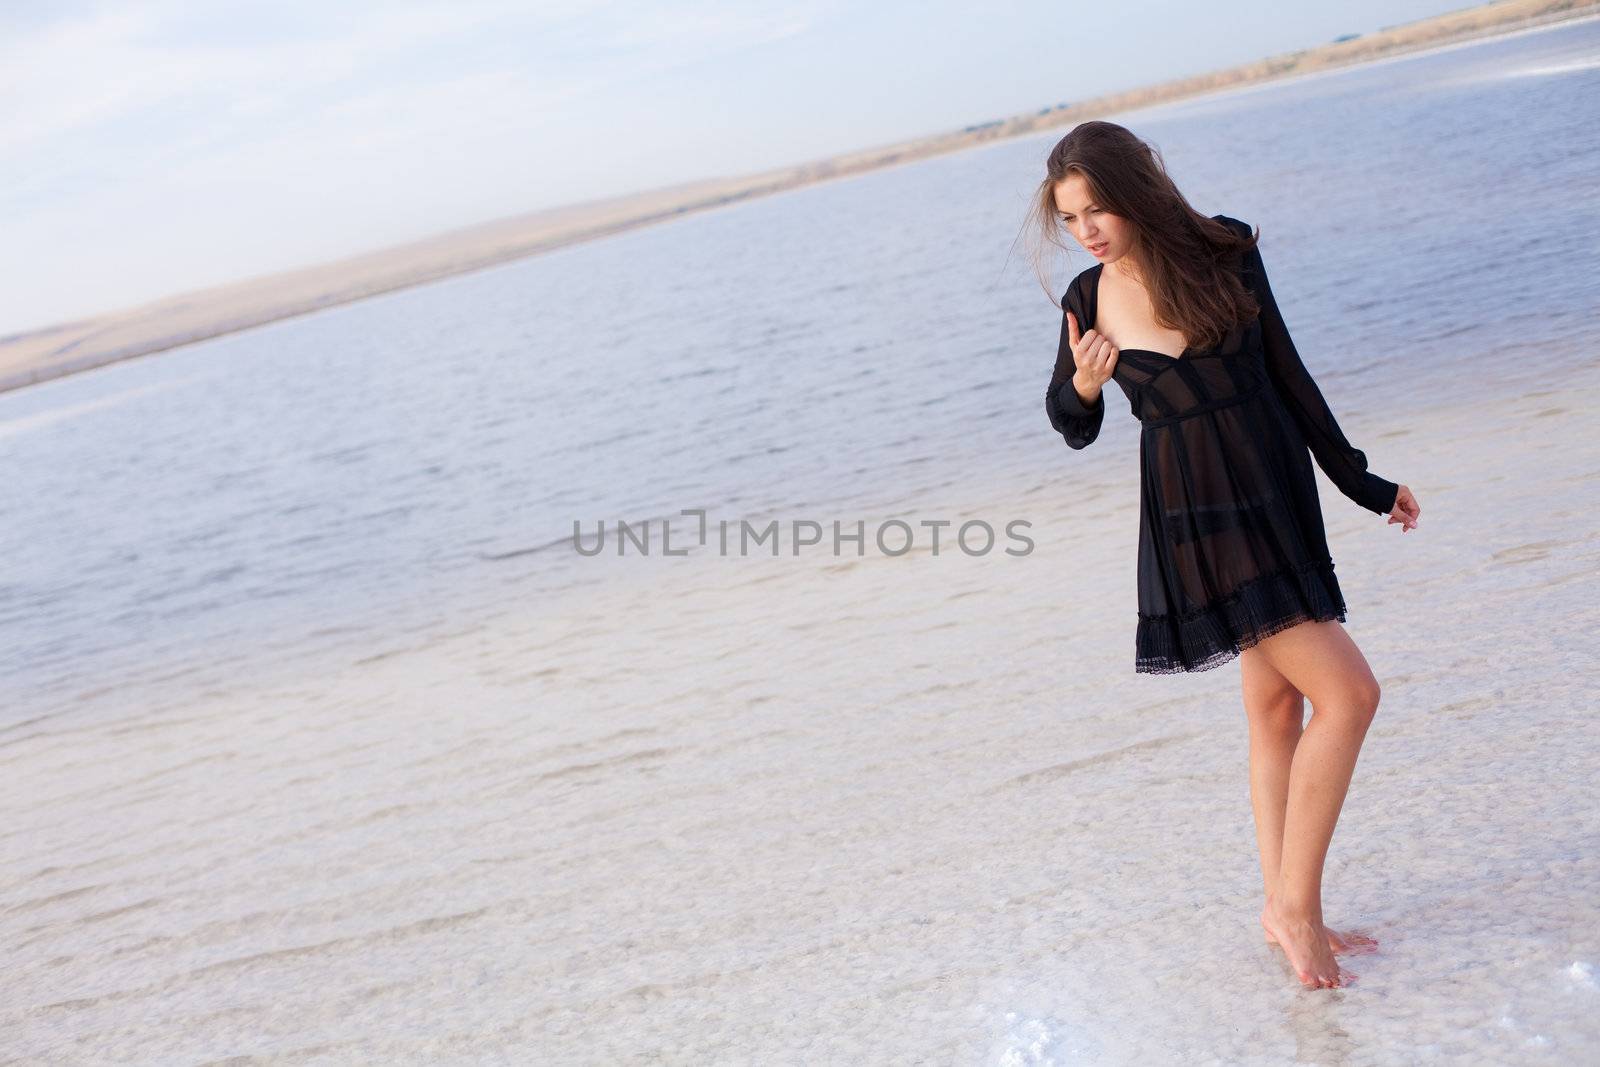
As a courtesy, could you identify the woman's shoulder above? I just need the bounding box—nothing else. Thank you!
[1210,212,1253,238]
[1061,263,1100,312]
[1071,262,1102,291]
[1210,214,1262,281]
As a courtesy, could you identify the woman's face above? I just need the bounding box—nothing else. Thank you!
[1053,173,1131,263]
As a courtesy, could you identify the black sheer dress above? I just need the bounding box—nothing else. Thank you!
[1045,214,1398,675]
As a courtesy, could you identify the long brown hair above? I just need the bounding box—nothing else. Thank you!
[1027,121,1261,352]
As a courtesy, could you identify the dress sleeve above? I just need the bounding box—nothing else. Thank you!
[1242,231,1399,516]
[1045,280,1105,450]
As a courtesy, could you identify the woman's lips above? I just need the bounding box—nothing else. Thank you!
[1089,243,1108,255]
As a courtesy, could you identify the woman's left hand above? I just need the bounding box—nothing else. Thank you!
[1387,484,1420,532]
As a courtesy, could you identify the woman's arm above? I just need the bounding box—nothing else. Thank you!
[1241,230,1399,516]
[1045,284,1105,450]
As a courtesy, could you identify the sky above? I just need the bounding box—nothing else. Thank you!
[1,0,1482,335]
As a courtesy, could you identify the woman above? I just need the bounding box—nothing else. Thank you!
[1035,122,1422,990]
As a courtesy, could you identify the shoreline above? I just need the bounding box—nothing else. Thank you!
[2,0,1595,398]
[1113,5,1600,119]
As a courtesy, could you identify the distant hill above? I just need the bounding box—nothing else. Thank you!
[3,0,1593,394]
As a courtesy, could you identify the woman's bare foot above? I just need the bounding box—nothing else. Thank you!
[1261,915,1379,955]
[1260,897,1354,989]
[1260,891,1377,956]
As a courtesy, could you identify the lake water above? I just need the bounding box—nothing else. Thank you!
[3,15,1599,1064]
[3,17,1598,727]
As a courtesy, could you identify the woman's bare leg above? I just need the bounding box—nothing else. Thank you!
[1240,645,1304,896]
[1248,619,1383,989]
[1240,644,1379,959]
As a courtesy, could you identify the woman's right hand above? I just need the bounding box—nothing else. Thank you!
[1066,310,1119,403]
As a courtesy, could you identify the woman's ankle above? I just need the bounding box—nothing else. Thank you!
[1268,887,1324,922]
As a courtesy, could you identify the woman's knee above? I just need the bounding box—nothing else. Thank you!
[1240,648,1305,728]
[1245,690,1304,735]
[1349,676,1382,724]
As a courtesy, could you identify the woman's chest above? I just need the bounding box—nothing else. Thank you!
[1094,278,1191,360]
[1108,318,1271,421]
